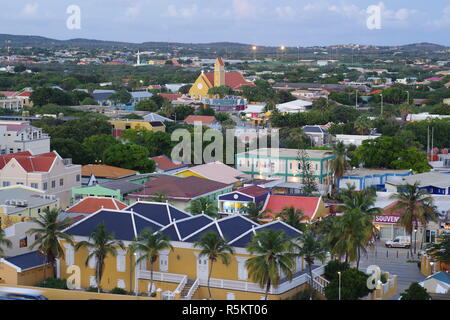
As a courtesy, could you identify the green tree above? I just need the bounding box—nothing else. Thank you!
[245,229,295,300]
[400,282,431,300]
[324,268,371,300]
[51,138,92,164]
[295,229,327,299]
[242,202,264,223]
[389,183,439,256]
[187,198,219,218]
[178,84,192,94]
[81,97,98,106]
[426,233,450,266]
[135,99,160,112]
[110,90,132,104]
[75,223,124,293]
[103,143,155,172]
[194,232,234,299]
[130,228,173,297]
[323,260,350,282]
[153,193,168,203]
[0,228,12,257]
[275,207,307,232]
[326,141,350,186]
[82,134,120,164]
[207,86,234,98]
[27,208,74,279]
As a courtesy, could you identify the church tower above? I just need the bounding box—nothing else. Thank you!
[214,58,225,87]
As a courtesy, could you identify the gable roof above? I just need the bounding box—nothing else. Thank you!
[160,93,182,101]
[183,115,216,125]
[263,195,322,220]
[63,202,302,248]
[82,164,138,179]
[425,272,450,285]
[184,161,245,184]
[127,175,229,201]
[235,185,270,198]
[3,251,49,271]
[151,155,187,171]
[66,197,127,214]
[203,72,255,90]
[0,151,57,173]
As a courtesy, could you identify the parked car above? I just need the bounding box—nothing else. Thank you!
[0,287,48,300]
[385,236,411,248]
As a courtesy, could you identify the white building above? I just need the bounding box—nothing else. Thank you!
[335,134,381,147]
[276,99,313,113]
[0,97,24,111]
[0,121,50,155]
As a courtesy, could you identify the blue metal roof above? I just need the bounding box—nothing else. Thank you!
[127,202,191,226]
[217,216,258,243]
[133,215,164,235]
[176,215,214,239]
[186,224,221,243]
[4,251,48,271]
[427,272,450,285]
[161,224,180,241]
[65,210,136,241]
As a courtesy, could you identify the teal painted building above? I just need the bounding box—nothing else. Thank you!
[235,148,336,184]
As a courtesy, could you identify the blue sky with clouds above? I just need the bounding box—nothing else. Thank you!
[1,1,449,46]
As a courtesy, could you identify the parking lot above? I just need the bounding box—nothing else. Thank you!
[357,241,426,299]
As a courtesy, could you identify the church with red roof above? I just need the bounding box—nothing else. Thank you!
[188,58,255,99]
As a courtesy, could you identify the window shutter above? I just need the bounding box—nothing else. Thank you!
[117,251,126,272]
[89,276,96,287]
[117,279,125,289]
[88,249,96,269]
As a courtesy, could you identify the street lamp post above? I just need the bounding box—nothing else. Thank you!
[406,90,410,105]
[380,93,383,116]
[338,271,341,301]
[414,227,418,255]
[355,90,358,109]
[252,45,257,61]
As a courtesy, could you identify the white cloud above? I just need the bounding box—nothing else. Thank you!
[275,6,296,19]
[377,2,417,23]
[233,0,256,19]
[125,4,141,18]
[429,5,450,27]
[21,3,38,17]
[164,4,198,18]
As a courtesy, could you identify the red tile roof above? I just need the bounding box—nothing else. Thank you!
[127,176,229,201]
[66,197,127,214]
[0,91,17,97]
[237,185,270,198]
[368,89,383,95]
[160,93,182,101]
[17,91,33,97]
[0,151,57,172]
[151,155,186,171]
[184,115,216,124]
[82,164,138,179]
[263,195,321,220]
[204,72,255,90]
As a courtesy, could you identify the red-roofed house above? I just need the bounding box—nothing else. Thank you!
[189,58,255,99]
[65,196,127,216]
[160,93,183,101]
[151,155,188,174]
[262,194,328,221]
[369,89,383,95]
[0,151,81,208]
[183,115,218,127]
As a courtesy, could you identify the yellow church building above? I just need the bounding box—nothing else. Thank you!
[188,58,255,100]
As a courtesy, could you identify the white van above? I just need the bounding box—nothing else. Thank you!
[385,236,411,248]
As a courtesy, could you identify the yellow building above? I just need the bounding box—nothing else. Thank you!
[109,119,166,135]
[0,186,59,229]
[188,58,255,100]
[58,202,327,300]
[0,251,53,286]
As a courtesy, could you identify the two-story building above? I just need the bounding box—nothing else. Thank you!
[57,201,326,300]
[235,148,336,185]
[0,121,50,155]
[0,151,81,208]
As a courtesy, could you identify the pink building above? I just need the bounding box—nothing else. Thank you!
[0,151,81,208]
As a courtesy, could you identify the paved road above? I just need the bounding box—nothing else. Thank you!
[357,241,426,299]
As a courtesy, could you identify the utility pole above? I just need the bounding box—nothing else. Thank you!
[355,90,358,109]
[427,126,430,159]
[380,93,383,116]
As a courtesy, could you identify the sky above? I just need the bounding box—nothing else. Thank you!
[0,0,449,47]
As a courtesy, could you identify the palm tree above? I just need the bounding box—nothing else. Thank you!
[153,193,168,203]
[187,197,219,218]
[242,202,264,223]
[353,116,371,135]
[245,229,295,300]
[426,233,450,271]
[194,232,234,299]
[130,228,173,296]
[295,229,327,299]
[275,206,307,232]
[389,183,439,256]
[325,141,350,188]
[0,228,12,257]
[75,223,124,293]
[27,207,74,279]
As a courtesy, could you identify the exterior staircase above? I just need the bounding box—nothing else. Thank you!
[180,279,195,297]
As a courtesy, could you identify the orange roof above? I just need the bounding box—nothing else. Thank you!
[368,89,383,95]
[204,72,255,90]
[0,151,57,172]
[160,93,182,101]
[263,195,321,220]
[66,197,127,214]
[184,115,216,124]
[82,164,138,179]
[216,58,225,66]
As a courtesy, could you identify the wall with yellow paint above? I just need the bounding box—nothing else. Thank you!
[188,73,213,99]
[0,201,58,229]
[108,120,165,133]
[0,261,53,286]
[175,169,206,179]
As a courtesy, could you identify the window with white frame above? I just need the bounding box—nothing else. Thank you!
[117,250,126,272]
[89,276,96,287]
[88,248,96,269]
[236,257,248,281]
[117,279,126,289]
[159,254,169,272]
[65,244,74,266]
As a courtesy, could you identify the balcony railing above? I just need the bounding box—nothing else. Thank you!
[137,270,186,284]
